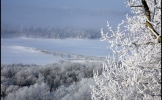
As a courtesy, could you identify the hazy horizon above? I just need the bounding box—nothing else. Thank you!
[1,0,131,30]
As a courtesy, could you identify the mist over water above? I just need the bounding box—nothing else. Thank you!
[1,0,131,30]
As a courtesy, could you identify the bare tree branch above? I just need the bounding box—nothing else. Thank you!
[141,0,161,43]
[130,5,143,7]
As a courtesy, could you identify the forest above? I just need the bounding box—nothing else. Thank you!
[1,26,101,39]
[1,61,104,100]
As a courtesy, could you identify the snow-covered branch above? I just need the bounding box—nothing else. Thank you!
[91,0,161,99]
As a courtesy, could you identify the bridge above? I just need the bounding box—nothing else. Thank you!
[2,44,106,61]
[36,49,106,61]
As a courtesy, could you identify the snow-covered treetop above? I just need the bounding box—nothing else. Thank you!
[91,1,161,100]
[100,0,161,67]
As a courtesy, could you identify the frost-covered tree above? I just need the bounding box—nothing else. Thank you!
[91,0,161,99]
[5,83,51,100]
[1,62,103,99]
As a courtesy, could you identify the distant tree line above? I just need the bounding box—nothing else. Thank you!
[1,25,101,39]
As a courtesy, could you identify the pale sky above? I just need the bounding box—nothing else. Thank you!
[1,0,131,29]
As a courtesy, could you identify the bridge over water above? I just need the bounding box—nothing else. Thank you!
[38,49,106,61]
[2,44,106,61]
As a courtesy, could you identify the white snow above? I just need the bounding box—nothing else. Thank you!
[1,38,111,65]
[1,45,64,65]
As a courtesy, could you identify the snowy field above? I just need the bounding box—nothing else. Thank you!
[1,38,111,65]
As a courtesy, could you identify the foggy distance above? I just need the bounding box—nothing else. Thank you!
[1,0,131,29]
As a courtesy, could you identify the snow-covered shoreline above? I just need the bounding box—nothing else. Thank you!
[1,38,111,65]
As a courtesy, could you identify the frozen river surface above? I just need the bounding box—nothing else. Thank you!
[1,38,112,65]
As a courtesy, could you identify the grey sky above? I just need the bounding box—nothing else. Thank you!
[1,0,131,29]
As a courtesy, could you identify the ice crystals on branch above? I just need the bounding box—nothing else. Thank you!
[91,0,161,99]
